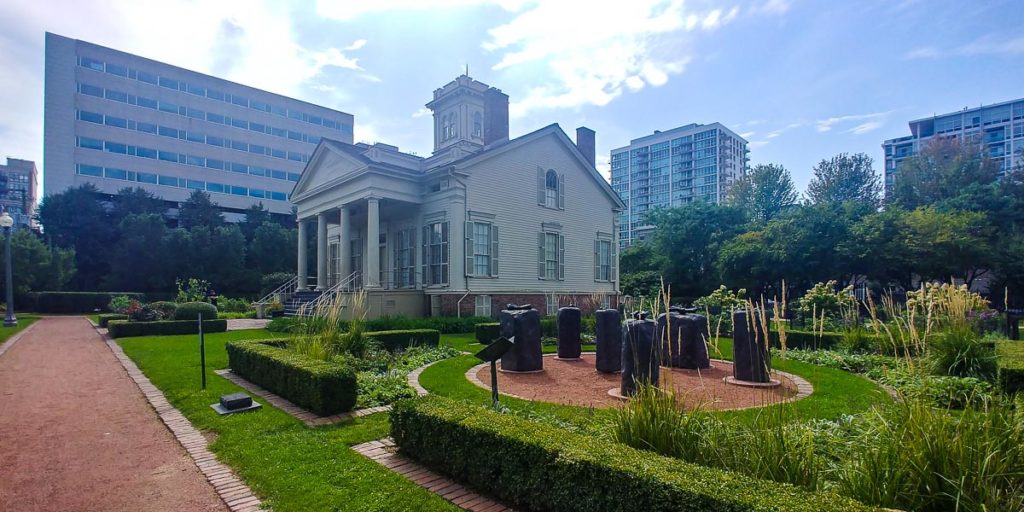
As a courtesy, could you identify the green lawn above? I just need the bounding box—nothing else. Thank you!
[118,329,457,512]
[426,334,890,426]
[0,315,40,348]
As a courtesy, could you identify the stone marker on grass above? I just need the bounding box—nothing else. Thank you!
[728,309,778,387]
[499,304,543,372]
[620,312,659,396]
[595,308,622,373]
[556,306,582,360]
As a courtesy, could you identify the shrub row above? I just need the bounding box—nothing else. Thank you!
[996,341,1024,393]
[266,316,493,335]
[390,396,873,512]
[27,292,144,313]
[107,319,227,338]
[98,314,128,327]
[770,330,851,350]
[226,338,357,415]
[174,301,218,320]
[475,323,500,344]
[364,329,440,350]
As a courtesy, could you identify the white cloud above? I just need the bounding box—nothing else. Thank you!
[411,107,432,118]
[816,111,889,132]
[905,46,940,59]
[750,0,791,16]
[316,0,531,21]
[848,121,883,135]
[739,131,757,139]
[905,34,1024,60]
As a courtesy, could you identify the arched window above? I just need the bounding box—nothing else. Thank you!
[450,113,458,138]
[472,112,482,137]
[440,114,449,140]
[545,169,558,208]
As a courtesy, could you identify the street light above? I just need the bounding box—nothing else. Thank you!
[0,211,16,327]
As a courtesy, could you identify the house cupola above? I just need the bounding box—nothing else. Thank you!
[426,74,509,156]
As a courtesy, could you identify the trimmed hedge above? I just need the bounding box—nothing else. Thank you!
[28,292,144,313]
[226,338,357,415]
[475,323,500,344]
[174,301,218,320]
[996,341,1024,393]
[365,315,492,334]
[390,396,873,512]
[364,329,440,350]
[98,314,128,327]
[107,319,227,338]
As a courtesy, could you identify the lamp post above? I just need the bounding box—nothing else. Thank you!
[0,212,16,327]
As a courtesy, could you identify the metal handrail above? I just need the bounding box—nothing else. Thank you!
[254,275,298,306]
[299,271,361,315]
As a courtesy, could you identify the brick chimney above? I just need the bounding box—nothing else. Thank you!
[576,126,596,167]
[483,88,509,146]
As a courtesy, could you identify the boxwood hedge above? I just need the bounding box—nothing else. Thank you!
[226,338,357,415]
[173,301,219,320]
[364,329,440,350]
[996,340,1024,393]
[107,319,227,338]
[98,314,128,327]
[390,396,874,512]
[475,323,500,344]
[27,292,144,313]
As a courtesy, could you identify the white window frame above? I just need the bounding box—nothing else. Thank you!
[538,231,564,281]
[422,221,449,286]
[465,221,499,277]
[546,293,559,316]
[537,167,565,210]
[475,295,491,317]
[594,238,613,282]
[393,228,416,289]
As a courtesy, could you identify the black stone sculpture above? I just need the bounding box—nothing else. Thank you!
[621,313,659,396]
[732,310,770,382]
[658,309,711,369]
[499,305,543,372]
[595,308,621,373]
[657,310,684,367]
[556,306,582,359]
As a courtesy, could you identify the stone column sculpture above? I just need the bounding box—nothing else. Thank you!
[657,308,685,367]
[499,304,543,372]
[595,308,621,373]
[679,313,711,369]
[732,310,770,383]
[620,312,659,396]
[556,306,582,360]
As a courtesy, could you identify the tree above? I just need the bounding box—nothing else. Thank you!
[36,184,115,290]
[887,138,999,210]
[203,225,250,292]
[177,190,224,229]
[105,214,170,292]
[646,202,747,301]
[806,152,882,209]
[841,208,915,289]
[0,230,76,299]
[241,202,272,241]
[726,163,798,226]
[901,207,993,287]
[249,221,295,275]
[111,187,166,223]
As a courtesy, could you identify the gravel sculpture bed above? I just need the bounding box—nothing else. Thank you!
[469,353,806,410]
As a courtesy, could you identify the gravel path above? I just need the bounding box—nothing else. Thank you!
[0,316,227,512]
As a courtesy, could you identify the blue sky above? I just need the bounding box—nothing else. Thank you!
[1,0,1022,194]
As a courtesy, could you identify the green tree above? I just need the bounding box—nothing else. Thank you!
[717,231,778,294]
[726,163,798,226]
[241,202,272,242]
[841,208,915,289]
[105,214,170,292]
[249,221,296,275]
[36,184,115,290]
[111,187,166,223]
[0,230,76,299]
[177,190,224,229]
[806,152,881,209]
[901,207,993,287]
[887,138,999,210]
[646,201,747,300]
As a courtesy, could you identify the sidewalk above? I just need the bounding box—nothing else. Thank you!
[0,316,227,512]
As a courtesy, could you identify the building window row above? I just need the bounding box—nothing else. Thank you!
[78,56,351,133]
[77,82,328,147]
[77,110,308,163]
[75,164,287,201]
[75,136,301,183]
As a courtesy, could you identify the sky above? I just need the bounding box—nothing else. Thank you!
[1,0,1022,195]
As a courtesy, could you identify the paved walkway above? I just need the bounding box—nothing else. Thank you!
[0,316,227,512]
[226,318,270,331]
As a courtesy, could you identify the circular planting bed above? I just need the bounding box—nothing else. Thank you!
[468,353,810,410]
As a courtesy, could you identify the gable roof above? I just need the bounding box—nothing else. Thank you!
[290,139,422,200]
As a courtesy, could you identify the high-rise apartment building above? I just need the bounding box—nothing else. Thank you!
[43,32,354,218]
[882,97,1024,195]
[0,157,39,229]
[610,123,748,248]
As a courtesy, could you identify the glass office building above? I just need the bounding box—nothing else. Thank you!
[610,123,748,248]
[44,32,354,218]
[882,97,1024,196]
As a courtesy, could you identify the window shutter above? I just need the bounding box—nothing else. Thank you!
[538,232,546,279]
[594,239,601,281]
[558,234,565,280]
[557,173,565,209]
[422,226,429,285]
[610,241,618,283]
[465,221,475,277]
[537,167,545,205]
[490,225,499,277]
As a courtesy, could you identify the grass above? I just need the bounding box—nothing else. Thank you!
[0,314,39,347]
[118,328,458,512]
[424,333,889,426]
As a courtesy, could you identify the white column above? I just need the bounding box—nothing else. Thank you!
[297,219,308,290]
[365,197,380,288]
[316,212,329,290]
[339,205,351,282]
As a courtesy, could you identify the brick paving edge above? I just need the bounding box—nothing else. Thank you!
[214,369,390,427]
[0,320,40,359]
[93,324,267,512]
[353,437,516,512]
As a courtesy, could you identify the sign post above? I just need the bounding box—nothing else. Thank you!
[473,336,515,408]
[199,312,206,390]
